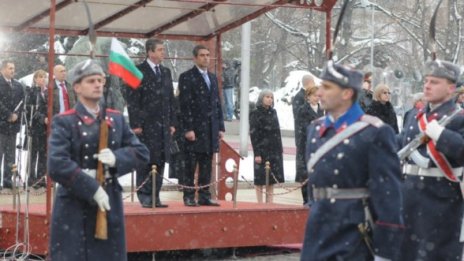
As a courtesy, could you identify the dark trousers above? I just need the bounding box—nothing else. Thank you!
[301,184,308,205]
[183,151,212,202]
[0,133,16,188]
[28,134,47,186]
[136,162,165,205]
[29,146,47,186]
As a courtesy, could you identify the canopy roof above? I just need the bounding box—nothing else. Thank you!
[0,0,337,40]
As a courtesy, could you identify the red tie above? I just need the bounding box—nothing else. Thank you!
[60,82,70,111]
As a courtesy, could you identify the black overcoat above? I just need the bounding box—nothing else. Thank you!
[126,61,176,164]
[178,66,225,154]
[249,105,284,185]
[48,102,149,261]
[366,100,399,133]
[292,88,305,146]
[25,86,47,149]
[0,77,24,135]
[295,102,323,182]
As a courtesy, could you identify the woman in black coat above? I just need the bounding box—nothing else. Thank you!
[26,70,48,188]
[250,89,284,203]
[295,86,324,205]
[366,84,399,133]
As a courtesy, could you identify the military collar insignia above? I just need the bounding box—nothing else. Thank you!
[418,99,456,121]
[75,103,114,127]
[320,102,364,137]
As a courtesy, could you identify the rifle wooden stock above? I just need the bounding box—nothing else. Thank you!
[95,118,108,240]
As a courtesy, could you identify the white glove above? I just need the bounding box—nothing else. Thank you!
[374,256,391,261]
[93,186,110,212]
[425,119,445,142]
[97,148,116,167]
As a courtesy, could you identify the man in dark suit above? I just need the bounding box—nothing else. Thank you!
[292,74,315,205]
[178,45,225,207]
[126,39,176,208]
[0,60,24,189]
[53,64,76,115]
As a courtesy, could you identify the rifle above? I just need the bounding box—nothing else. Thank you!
[81,0,108,240]
[398,106,462,160]
[95,110,109,240]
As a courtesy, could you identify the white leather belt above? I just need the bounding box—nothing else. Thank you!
[403,163,463,178]
[312,187,369,201]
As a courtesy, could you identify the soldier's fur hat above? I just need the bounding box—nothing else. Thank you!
[68,59,104,86]
[320,61,363,91]
[424,60,461,83]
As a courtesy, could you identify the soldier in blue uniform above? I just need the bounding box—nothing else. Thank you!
[301,62,404,261]
[398,60,464,261]
[47,59,149,261]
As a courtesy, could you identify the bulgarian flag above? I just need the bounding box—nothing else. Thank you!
[108,37,143,89]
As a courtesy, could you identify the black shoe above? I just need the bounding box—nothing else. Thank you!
[198,199,220,206]
[184,198,198,207]
[155,200,168,208]
[141,202,153,208]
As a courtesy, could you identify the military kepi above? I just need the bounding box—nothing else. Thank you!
[320,61,363,90]
[424,60,461,83]
[68,59,104,86]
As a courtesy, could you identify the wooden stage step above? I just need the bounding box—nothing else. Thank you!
[0,201,308,255]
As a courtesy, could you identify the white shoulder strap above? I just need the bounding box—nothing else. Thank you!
[307,121,370,173]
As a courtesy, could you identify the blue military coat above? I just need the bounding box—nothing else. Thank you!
[397,99,464,261]
[301,103,404,261]
[48,102,149,261]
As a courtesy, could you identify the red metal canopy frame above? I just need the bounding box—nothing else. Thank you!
[0,0,338,256]
[0,0,338,217]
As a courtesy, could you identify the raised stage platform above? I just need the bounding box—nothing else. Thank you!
[0,201,308,256]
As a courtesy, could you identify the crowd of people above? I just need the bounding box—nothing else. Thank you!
[1,36,464,260]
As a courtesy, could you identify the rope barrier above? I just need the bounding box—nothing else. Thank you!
[240,175,308,196]
[122,173,228,201]
[0,176,47,196]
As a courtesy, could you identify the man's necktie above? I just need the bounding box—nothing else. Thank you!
[155,65,161,77]
[60,82,70,111]
[202,72,211,90]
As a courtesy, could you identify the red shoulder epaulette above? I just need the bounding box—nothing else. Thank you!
[361,114,384,128]
[106,108,121,114]
[59,109,77,116]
